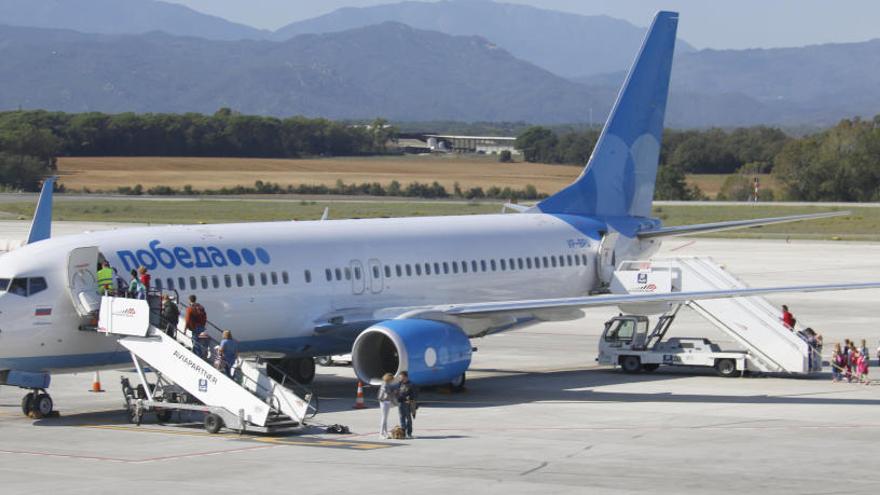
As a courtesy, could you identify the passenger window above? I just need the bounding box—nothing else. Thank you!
[424,263,431,275]
[354,267,361,280]
[460,261,467,273]
[155,278,163,290]
[405,264,412,276]
[304,270,311,283]
[225,274,232,288]
[344,268,351,281]
[517,258,524,270]
[384,266,391,278]
[443,262,449,274]
[335,268,342,281]
[415,264,422,276]
[542,257,549,268]
[574,255,581,266]
[167,278,175,290]
[500,259,506,271]
[282,271,289,284]
[582,254,589,265]
[325,269,332,282]
[178,277,186,290]
[201,276,208,289]
[551,257,557,268]
[434,262,441,274]
[452,262,458,274]
[567,255,574,266]
[189,276,197,290]
[271,272,278,285]
[526,258,533,269]
[534,257,541,269]
[480,260,487,272]
[212,275,219,289]
[27,277,47,296]
[261,272,268,285]
[490,260,496,271]
[471,260,478,272]
[373,265,380,278]
[247,273,255,286]
[396,265,402,277]
[8,278,27,296]
[236,274,243,287]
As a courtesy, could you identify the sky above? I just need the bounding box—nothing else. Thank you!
[164,0,880,50]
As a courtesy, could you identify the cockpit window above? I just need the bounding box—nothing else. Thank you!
[1,277,48,297]
[8,278,28,296]
[29,277,47,295]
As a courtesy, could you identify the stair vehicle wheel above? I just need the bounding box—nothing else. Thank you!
[316,356,332,367]
[642,364,660,372]
[156,408,173,423]
[204,413,223,434]
[449,373,466,392]
[715,359,737,377]
[20,392,35,416]
[620,356,642,374]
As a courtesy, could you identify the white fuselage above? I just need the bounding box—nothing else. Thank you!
[0,212,647,373]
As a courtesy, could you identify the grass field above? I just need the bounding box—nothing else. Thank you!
[685,174,779,198]
[57,155,581,194]
[0,198,876,240]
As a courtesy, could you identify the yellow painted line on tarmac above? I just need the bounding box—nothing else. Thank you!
[78,424,394,450]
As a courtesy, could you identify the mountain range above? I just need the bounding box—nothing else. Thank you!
[0,0,878,127]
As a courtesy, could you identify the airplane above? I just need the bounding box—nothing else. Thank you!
[1,11,877,418]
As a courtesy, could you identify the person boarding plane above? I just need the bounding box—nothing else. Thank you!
[0,11,877,418]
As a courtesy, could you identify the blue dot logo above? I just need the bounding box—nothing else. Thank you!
[255,247,271,264]
[226,249,242,266]
[241,248,256,265]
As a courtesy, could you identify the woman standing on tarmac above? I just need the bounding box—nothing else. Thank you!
[377,373,397,439]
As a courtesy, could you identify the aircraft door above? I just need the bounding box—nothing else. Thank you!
[598,232,619,285]
[350,260,365,295]
[67,246,101,316]
[367,259,383,294]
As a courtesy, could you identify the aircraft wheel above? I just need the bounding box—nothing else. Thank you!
[449,373,466,392]
[20,392,35,416]
[620,356,642,374]
[32,393,53,418]
[204,413,223,434]
[316,356,333,367]
[716,359,738,378]
[286,357,316,384]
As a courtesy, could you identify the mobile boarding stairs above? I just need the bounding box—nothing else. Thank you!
[610,256,822,375]
[96,295,316,433]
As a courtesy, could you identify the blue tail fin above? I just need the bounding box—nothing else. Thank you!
[537,11,678,218]
[26,176,55,244]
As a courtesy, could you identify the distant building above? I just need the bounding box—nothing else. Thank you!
[424,135,520,155]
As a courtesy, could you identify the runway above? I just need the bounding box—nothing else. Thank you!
[1,223,879,493]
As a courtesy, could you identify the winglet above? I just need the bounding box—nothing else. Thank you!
[25,176,56,245]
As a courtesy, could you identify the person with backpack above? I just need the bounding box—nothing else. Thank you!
[128,269,143,298]
[185,294,209,359]
[137,266,151,299]
[161,294,180,338]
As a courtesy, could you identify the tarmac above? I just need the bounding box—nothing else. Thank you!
[2,223,880,494]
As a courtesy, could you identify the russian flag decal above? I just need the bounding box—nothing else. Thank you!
[34,307,52,316]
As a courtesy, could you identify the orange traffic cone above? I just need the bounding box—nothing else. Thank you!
[89,371,105,393]
[353,381,367,409]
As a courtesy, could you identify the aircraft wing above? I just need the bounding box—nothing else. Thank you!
[389,281,880,337]
[637,211,849,239]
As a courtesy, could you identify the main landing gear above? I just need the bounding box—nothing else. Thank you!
[21,389,54,419]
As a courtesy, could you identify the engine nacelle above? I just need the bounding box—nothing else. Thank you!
[351,319,472,386]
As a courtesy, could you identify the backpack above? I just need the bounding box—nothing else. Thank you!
[190,303,207,326]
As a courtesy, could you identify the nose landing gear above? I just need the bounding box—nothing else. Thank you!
[21,389,54,418]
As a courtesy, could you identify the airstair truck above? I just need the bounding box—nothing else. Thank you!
[597,257,822,376]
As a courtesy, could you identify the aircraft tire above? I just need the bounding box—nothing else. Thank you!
[286,357,316,384]
[316,356,333,367]
[20,392,34,416]
[449,373,466,392]
[33,393,53,418]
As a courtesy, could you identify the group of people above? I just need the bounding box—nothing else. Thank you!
[96,260,151,300]
[160,293,238,378]
[377,371,418,439]
[831,339,874,384]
